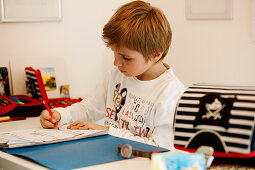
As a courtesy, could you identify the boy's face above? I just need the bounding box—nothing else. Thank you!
[111,45,155,80]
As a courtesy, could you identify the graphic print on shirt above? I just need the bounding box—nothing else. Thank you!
[134,115,149,137]
[113,83,127,121]
[128,94,153,137]
[134,115,145,127]
[105,83,154,137]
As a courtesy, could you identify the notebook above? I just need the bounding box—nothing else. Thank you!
[0,127,107,148]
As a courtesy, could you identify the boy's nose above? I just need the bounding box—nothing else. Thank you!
[114,56,123,67]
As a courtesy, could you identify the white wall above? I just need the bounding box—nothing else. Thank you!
[0,0,127,98]
[162,0,255,87]
[0,0,254,99]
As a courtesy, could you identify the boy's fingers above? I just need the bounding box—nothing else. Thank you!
[78,124,89,130]
[52,110,60,122]
[40,110,60,124]
[71,120,83,126]
[68,120,82,128]
[40,116,55,129]
[42,120,55,129]
[69,124,82,130]
[68,125,77,130]
[40,110,55,129]
[41,110,55,122]
[68,122,89,130]
[78,126,88,130]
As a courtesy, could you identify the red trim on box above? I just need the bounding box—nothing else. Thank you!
[13,95,43,106]
[174,145,255,158]
[0,95,17,115]
[48,98,81,108]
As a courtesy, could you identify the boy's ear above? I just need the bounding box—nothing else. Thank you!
[152,52,163,63]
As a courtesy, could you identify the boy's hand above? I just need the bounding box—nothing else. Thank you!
[67,120,109,131]
[40,110,61,129]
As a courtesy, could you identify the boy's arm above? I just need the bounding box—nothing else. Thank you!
[54,70,111,125]
[53,99,106,125]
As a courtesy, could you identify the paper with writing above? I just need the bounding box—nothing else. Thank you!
[0,127,107,148]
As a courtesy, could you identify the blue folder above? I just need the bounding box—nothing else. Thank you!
[2,135,168,170]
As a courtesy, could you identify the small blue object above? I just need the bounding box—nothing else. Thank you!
[9,96,24,104]
[152,152,206,170]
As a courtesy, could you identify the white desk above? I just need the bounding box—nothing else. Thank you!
[0,117,155,170]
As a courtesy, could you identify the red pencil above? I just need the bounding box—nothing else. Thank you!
[43,100,60,130]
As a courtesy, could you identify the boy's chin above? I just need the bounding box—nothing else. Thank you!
[120,72,134,77]
[118,69,140,77]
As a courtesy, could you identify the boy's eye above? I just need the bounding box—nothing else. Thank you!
[121,55,131,61]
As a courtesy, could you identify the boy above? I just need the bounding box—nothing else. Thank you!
[40,0,185,150]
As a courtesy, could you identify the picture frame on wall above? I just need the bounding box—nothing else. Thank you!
[186,0,233,20]
[0,0,62,22]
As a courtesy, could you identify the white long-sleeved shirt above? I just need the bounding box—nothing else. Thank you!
[55,65,185,150]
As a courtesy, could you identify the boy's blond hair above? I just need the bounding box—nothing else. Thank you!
[102,0,172,61]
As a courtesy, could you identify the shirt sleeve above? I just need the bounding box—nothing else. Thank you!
[54,70,111,125]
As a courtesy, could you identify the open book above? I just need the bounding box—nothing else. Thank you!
[0,126,107,148]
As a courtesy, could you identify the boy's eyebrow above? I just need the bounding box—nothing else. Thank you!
[118,52,133,58]
[118,52,126,56]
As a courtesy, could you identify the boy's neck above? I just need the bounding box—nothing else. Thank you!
[136,61,168,81]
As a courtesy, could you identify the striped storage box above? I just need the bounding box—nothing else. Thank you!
[174,84,255,158]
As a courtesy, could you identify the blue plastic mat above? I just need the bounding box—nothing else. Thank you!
[2,135,167,170]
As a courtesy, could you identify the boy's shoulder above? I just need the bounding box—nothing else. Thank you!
[165,67,184,84]
[156,67,186,99]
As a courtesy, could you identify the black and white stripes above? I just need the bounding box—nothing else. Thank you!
[25,69,43,100]
[174,84,255,154]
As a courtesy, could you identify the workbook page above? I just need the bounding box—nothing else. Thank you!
[0,127,107,148]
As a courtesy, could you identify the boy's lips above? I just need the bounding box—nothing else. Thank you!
[119,69,125,73]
